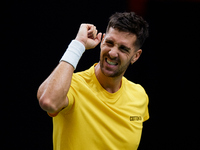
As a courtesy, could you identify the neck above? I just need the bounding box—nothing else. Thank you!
[94,63,122,93]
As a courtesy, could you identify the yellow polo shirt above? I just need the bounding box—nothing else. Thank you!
[51,64,149,150]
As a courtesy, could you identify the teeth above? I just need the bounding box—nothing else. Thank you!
[106,59,117,65]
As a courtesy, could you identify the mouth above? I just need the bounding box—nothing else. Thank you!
[105,58,118,66]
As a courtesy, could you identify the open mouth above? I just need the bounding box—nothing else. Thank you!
[105,58,118,66]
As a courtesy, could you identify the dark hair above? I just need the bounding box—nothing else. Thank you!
[106,12,149,49]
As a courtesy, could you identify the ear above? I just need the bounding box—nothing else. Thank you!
[102,33,106,41]
[131,49,142,64]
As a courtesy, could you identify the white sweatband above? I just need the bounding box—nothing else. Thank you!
[60,40,85,69]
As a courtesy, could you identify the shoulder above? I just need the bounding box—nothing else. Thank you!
[122,77,147,95]
[71,65,94,87]
[122,77,149,106]
[122,77,149,121]
[73,68,92,81]
[123,78,149,114]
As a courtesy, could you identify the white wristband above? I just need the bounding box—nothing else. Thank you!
[60,40,85,69]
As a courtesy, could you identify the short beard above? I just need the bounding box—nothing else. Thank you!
[100,56,133,78]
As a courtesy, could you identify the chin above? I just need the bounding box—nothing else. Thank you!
[100,65,124,78]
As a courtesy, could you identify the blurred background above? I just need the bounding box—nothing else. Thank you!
[3,0,200,149]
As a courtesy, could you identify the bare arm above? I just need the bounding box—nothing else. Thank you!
[37,24,102,113]
[37,62,74,113]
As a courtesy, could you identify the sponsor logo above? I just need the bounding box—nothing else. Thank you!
[130,116,142,121]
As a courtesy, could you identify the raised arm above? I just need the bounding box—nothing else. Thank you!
[37,24,102,114]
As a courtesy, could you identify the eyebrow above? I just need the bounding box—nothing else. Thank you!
[105,39,131,50]
[105,39,114,44]
[119,45,131,52]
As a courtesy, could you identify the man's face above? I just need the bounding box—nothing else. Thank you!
[100,27,142,78]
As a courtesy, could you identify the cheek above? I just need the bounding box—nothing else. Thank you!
[119,52,134,65]
[100,43,109,55]
[100,44,105,60]
[100,42,106,50]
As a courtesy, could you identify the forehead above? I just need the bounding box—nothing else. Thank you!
[105,28,137,47]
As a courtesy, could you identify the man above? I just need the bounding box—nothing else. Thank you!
[37,12,149,150]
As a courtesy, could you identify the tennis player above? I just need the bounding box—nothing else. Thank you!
[37,12,149,150]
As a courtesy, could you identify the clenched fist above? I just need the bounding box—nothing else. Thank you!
[75,24,102,50]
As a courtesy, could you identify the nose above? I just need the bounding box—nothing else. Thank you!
[108,47,118,59]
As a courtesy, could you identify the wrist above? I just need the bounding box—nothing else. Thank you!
[60,40,85,69]
[75,37,86,48]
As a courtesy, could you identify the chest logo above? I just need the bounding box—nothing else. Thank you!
[130,116,142,121]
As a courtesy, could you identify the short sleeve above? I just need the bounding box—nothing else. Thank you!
[62,86,75,113]
[143,107,149,122]
[47,85,75,117]
[143,95,149,122]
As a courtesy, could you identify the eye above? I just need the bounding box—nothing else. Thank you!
[119,46,130,53]
[105,40,113,47]
[121,47,127,51]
